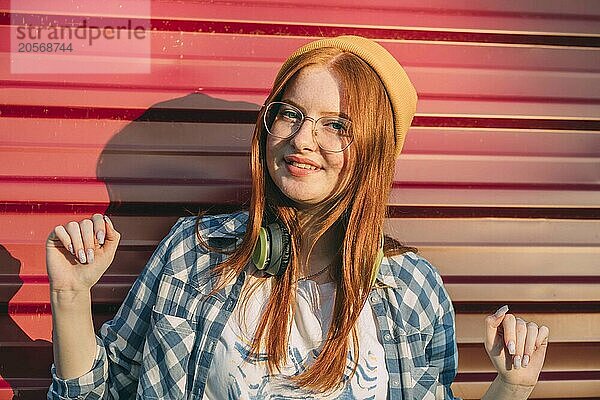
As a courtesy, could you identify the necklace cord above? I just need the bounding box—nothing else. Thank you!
[299,257,337,281]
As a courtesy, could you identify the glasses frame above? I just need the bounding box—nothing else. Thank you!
[262,101,354,153]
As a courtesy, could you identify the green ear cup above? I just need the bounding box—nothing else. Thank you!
[252,221,291,276]
[251,227,269,271]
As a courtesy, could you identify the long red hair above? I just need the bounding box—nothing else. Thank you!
[195,46,417,394]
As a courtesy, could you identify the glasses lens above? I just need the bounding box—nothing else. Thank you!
[264,102,353,152]
[315,117,352,152]
[264,102,303,138]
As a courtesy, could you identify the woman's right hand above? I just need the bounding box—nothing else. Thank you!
[46,213,121,294]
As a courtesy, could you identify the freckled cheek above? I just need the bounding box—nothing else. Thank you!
[319,162,343,185]
[327,155,346,173]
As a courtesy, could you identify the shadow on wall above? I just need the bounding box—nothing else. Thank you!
[0,93,258,398]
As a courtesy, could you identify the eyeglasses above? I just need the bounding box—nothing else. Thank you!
[262,101,353,153]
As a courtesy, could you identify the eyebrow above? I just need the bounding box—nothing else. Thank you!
[282,98,351,120]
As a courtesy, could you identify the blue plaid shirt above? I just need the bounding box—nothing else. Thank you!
[48,211,461,399]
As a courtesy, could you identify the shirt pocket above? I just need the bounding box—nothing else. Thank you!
[409,364,440,400]
[139,306,198,399]
[405,328,434,367]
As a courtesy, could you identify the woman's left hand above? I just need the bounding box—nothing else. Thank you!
[484,305,550,387]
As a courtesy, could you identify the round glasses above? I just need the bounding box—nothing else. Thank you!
[263,101,353,153]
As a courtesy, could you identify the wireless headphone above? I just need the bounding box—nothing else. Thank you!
[251,217,292,277]
[251,214,384,286]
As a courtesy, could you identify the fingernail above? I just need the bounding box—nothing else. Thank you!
[104,215,111,225]
[507,340,516,355]
[78,249,87,264]
[494,305,509,318]
[86,248,94,264]
[97,230,105,245]
[67,244,74,254]
[513,355,521,369]
[522,354,529,367]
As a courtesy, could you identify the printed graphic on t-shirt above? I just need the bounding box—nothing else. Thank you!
[203,279,388,400]
[222,339,380,399]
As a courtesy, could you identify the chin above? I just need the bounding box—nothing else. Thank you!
[287,192,330,208]
[278,188,315,206]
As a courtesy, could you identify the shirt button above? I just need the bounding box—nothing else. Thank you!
[208,339,216,352]
[392,379,400,387]
[370,294,379,302]
[384,333,392,341]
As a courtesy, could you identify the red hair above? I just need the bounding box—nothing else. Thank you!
[195,47,417,394]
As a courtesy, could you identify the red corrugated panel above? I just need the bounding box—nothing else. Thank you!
[1,0,599,398]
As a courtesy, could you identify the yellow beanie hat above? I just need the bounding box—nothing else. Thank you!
[274,35,418,159]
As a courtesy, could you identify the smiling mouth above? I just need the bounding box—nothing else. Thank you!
[283,159,323,177]
[285,159,321,171]
[283,158,322,171]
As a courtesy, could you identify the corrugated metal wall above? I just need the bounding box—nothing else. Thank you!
[1,0,599,398]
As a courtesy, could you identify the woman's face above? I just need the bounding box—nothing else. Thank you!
[265,65,351,209]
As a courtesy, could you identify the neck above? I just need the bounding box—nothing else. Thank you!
[297,210,344,280]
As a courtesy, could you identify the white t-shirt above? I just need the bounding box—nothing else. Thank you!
[203,276,389,399]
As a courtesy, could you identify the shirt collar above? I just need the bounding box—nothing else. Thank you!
[203,211,248,240]
[374,255,402,289]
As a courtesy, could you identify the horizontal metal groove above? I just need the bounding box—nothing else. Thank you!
[422,94,600,106]
[2,105,600,130]
[0,80,270,93]
[0,175,248,185]
[0,379,52,389]
[211,1,600,20]
[296,3,600,20]
[1,201,600,219]
[0,302,117,315]
[4,2,600,21]
[454,302,600,314]
[0,143,251,156]
[0,105,259,123]
[417,115,600,130]
[443,276,600,284]
[390,182,600,191]
[386,206,600,219]
[1,12,599,47]
[0,275,133,285]
[455,370,600,382]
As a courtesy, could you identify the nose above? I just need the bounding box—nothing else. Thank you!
[289,116,319,151]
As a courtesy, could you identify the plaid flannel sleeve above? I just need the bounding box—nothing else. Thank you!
[427,267,463,400]
[47,217,186,399]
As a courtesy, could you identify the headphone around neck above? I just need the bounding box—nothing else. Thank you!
[251,214,384,286]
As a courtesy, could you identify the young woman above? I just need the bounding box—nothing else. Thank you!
[46,35,549,399]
